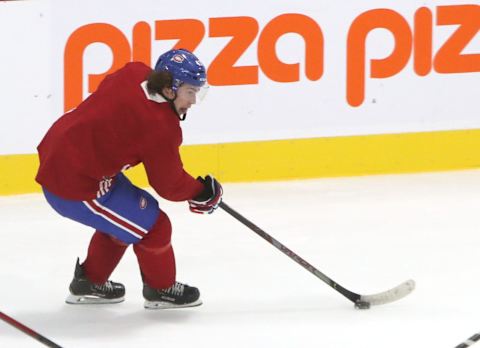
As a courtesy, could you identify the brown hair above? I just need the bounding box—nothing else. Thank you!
[146,70,173,95]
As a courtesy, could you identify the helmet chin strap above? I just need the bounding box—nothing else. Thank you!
[160,90,187,121]
[176,109,187,121]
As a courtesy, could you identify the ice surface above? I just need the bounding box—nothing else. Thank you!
[1,170,480,348]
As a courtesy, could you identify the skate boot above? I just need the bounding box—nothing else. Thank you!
[65,258,125,304]
[143,281,202,309]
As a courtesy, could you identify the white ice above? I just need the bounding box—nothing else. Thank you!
[1,170,480,348]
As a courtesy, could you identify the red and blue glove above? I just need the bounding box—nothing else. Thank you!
[188,175,223,214]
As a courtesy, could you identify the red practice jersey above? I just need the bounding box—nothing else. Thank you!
[36,62,203,201]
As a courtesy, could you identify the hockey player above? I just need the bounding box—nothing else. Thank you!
[35,48,223,309]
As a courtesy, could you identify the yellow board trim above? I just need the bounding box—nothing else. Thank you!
[1,129,480,196]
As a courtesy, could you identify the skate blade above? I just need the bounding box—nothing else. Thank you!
[66,294,125,305]
[144,298,202,310]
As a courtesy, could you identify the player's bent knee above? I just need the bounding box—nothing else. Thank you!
[134,212,172,253]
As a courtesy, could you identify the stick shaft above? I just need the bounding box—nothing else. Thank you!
[455,333,480,348]
[219,201,359,302]
[0,311,62,348]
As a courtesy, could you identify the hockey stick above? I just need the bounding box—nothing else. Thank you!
[455,332,480,348]
[219,201,415,309]
[0,311,62,348]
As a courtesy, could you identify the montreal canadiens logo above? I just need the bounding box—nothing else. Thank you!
[139,197,148,209]
[172,54,185,63]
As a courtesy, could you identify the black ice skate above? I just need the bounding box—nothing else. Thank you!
[143,281,202,309]
[65,258,125,305]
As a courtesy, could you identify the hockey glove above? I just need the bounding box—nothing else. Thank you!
[188,175,223,214]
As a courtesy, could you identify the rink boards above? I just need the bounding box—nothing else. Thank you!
[2,128,480,195]
[0,0,478,195]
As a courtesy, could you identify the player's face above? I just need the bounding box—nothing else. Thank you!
[173,84,200,116]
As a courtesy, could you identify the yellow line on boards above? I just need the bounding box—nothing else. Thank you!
[1,129,480,196]
[0,154,41,196]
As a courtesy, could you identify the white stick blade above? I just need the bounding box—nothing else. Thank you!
[360,279,415,306]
